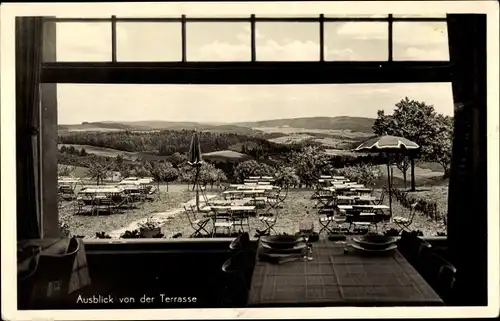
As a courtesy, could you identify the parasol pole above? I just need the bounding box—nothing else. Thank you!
[386,153,393,217]
[195,164,200,211]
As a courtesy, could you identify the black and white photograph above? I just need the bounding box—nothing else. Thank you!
[1,1,498,320]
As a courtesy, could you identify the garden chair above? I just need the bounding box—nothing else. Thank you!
[318,213,347,235]
[372,187,386,205]
[212,207,234,237]
[345,209,378,235]
[184,206,211,238]
[314,189,334,208]
[393,203,418,231]
[258,208,280,236]
[231,211,251,233]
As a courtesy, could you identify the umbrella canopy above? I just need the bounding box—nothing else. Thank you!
[188,130,203,167]
[354,135,420,153]
[353,135,420,218]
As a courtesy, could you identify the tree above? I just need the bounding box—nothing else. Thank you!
[162,162,179,192]
[86,157,113,185]
[275,166,300,188]
[79,148,87,156]
[115,155,130,179]
[58,164,76,177]
[234,160,276,183]
[373,97,454,185]
[145,160,164,190]
[170,152,187,168]
[393,154,411,188]
[290,146,331,188]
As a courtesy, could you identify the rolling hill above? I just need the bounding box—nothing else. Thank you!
[235,116,376,133]
[58,121,259,135]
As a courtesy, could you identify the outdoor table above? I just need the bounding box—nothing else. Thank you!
[209,205,256,215]
[338,204,390,210]
[337,196,377,202]
[247,239,443,307]
[79,188,123,194]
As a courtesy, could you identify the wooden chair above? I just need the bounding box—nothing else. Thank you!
[212,207,234,237]
[419,251,457,303]
[221,249,249,305]
[258,209,280,235]
[398,231,433,268]
[184,206,211,238]
[393,203,418,231]
[345,209,378,234]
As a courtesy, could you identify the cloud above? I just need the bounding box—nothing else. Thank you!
[401,47,449,60]
[336,21,447,45]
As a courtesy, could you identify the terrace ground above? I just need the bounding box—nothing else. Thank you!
[61,182,448,239]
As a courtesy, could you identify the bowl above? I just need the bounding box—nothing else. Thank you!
[261,235,304,249]
[360,233,397,244]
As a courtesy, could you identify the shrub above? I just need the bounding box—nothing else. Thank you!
[392,188,445,221]
[96,232,112,239]
[58,216,71,237]
[120,230,141,238]
[334,164,382,187]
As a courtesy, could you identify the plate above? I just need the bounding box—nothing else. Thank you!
[351,243,397,253]
[261,241,307,253]
[261,235,304,249]
[353,236,397,247]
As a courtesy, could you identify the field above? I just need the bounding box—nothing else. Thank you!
[58,144,143,160]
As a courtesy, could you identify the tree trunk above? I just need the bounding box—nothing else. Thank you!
[410,157,416,191]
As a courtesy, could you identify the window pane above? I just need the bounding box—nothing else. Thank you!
[324,22,388,61]
[255,23,319,61]
[324,14,388,18]
[392,14,447,18]
[393,22,449,61]
[56,22,111,61]
[186,23,250,61]
[255,14,320,18]
[116,22,182,61]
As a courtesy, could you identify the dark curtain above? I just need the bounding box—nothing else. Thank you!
[446,14,487,306]
[16,17,44,240]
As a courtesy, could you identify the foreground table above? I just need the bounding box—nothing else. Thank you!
[247,239,443,307]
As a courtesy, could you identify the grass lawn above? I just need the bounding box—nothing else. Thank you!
[59,184,195,238]
[160,187,447,239]
[59,181,448,238]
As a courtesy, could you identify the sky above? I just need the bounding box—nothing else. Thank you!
[54,14,454,124]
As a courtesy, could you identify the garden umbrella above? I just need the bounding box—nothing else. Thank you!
[354,135,420,217]
[188,130,203,210]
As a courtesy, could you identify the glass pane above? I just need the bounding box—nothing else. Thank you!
[393,22,449,61]
[392,14,447,18]
[116,22,182,61]
[324,14,388,18]
[186,22,251,61]
[255,22,319,61]
[56,22,111,61]
[324,22,388,61]
[255,14,320,18]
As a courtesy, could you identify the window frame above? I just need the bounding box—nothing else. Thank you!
[39,14,452,239]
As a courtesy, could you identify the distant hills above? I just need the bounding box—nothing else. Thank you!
[235,116,375,133]
[58,116,376,134]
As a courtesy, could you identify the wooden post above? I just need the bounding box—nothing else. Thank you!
[410,154,416,191]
